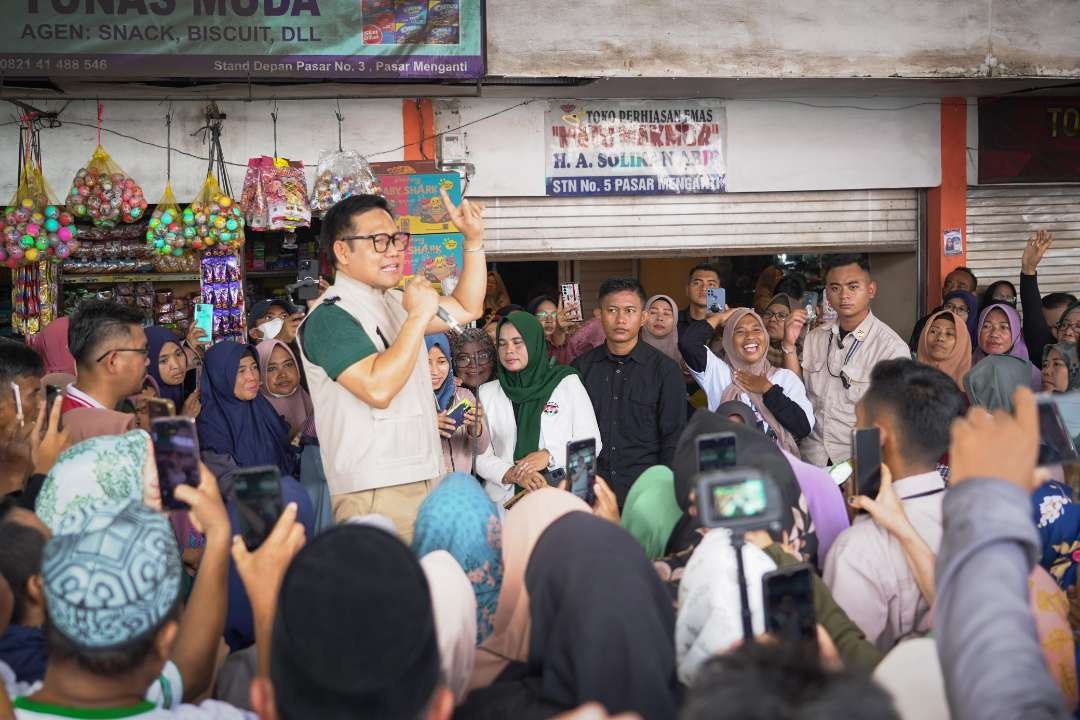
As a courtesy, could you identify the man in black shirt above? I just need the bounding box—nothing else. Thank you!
[574,278,688,506]
[677,262,722,335]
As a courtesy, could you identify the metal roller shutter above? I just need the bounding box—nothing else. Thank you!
[478,189,918,260]
[966,186,1080,296]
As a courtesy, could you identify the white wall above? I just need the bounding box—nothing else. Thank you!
[0,99,404,202]
[436,97,940,197]
[486,0,1080,79]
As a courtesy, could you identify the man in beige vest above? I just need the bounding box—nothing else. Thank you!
[297,191,486,539]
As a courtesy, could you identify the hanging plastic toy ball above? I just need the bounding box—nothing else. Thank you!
[44,205,59,219]
[23,247,38,262]
[57,226,73,242]
[35,238,48,251]
[43,218,59,233]
[20,235,34,248]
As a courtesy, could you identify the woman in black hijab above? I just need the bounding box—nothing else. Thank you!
[525,512,678,720]
[659,409,818,592]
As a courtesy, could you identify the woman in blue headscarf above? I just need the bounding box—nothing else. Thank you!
[413,472,503,644]
[428,333,489,476]
[196,341,316,651]
[145,326,201,417]
[197,341,295,477]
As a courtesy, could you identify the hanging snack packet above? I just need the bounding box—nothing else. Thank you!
[240,156,270,231]
[146,183,192,257]
[310,149,380,216]
[67,145,148,228]
[184,174,245,251]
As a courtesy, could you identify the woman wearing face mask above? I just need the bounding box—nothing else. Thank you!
[146,326,202,418]
[450,327,497,391]
[475,312,601,506]
[915,311,972,391]
[1041,343,1080,394]
[427,333,489,475]
[973,303,1042,391]
[679,307,813,455]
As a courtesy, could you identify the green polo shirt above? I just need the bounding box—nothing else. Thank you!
[300,303,380,381]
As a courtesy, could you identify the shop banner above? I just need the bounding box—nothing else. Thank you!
[377,171,464,290]
[545,100,726,196]
[979,97,1080,184]
[2,0,483,80]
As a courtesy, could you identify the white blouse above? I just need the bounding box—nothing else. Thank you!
[476,374,603,507]
[689,348,815,436]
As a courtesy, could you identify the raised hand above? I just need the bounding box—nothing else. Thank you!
[1021,230,1054,275]
[440,186,485,243]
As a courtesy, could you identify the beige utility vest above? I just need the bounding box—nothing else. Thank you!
[297,273,441,495]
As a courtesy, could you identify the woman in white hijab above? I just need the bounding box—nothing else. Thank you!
[420,550,478,705]
[675,529,777,686]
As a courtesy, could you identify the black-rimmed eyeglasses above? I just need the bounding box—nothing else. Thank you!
[96,347,150,363]
[454,352,493,367]
[339,232,412,254]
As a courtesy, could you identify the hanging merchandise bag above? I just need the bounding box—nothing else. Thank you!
[268,157,311,230]
[67,145,148,228]
[310,149,380,216]
[184,174,245,252]
[240,157,270,231]
[1,162,78,268]
[146,183,193,257]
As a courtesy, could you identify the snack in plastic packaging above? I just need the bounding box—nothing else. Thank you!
[147,183,193,257]
[67,145,148,228]
[241,156,311,231]
[184,174,245,251]
[310,149,380,216]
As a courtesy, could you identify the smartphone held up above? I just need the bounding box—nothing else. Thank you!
[233,466,284,551]
[151,417,201,510]
[566,437,597,505]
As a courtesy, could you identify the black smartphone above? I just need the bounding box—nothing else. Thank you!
[44,384,61,415]
[296,258,320,302]
[852,427,883,499]
[1037,392,1080,466]
[566,438,597,504]
[446,397,473,430]
[763,563,818,647]
[233,466,284,551]
[147,397,176,420]
[697,432,737,473]
[150,417,201,510]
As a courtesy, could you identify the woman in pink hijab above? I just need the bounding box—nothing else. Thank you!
[27,316,76,376]
[255,339,314,440]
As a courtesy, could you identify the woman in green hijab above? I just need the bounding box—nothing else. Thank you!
[621,465,683,560]
[475,311,603,508]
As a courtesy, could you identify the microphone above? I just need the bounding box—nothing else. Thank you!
[436,306,464,333]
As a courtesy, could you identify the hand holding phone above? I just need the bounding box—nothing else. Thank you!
[446,397,473,430]
[193,304,214,345]
[560,283,583,323]
[852,427,883,500]
[233,466,284,551]
[151,417,202,510]
[566,438,597,504]
[763,563,818,649]
[798,291,819,324]
[706,287,727,316]
[147,397,176,420]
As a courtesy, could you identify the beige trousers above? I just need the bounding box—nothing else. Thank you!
[331,478,432,542]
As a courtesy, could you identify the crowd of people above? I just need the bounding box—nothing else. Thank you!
[0,189,1078,720]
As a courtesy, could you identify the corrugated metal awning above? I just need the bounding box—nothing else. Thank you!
[478,189,919,259]
[966,185,1080,297]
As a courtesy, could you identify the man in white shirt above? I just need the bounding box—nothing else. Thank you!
[824,359,966,652]
[799,254,910,467]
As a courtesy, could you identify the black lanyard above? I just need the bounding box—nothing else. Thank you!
[900,487,945,502]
